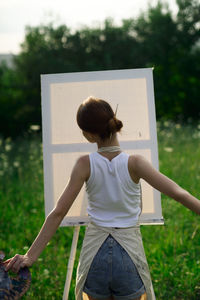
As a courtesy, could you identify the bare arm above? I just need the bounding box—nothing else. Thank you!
[130,155,200,215]
[5,155,90,272]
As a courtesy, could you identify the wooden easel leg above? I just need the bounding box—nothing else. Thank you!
[63,226,80,300]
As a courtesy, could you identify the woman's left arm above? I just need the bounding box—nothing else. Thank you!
[132,155,200,215]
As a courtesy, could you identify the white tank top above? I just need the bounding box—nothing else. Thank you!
[85,152,141,227]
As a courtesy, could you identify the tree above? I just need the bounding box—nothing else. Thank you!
[0,0,200,138]
[0,63,27,137]
[130,0,200,120]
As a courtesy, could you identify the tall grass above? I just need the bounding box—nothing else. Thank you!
[141,122,200,299]
[0,123,200,299]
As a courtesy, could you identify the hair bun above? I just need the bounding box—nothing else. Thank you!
[108,116,123,135]
[77,97,123,140]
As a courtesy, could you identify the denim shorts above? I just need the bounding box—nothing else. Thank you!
[83,234,145,300]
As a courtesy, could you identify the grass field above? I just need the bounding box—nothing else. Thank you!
[0,123,200,299]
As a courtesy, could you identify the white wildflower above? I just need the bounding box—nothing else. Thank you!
[5,144,11,151]
[30,125,40,131]
[38,258,43,262]
[43,269,49,276]
[164,147,173,152]
[193,132,200,139]
[13,161,20,168]
[164,121,170,127]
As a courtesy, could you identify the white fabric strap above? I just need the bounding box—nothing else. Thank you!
[97,146,121,153]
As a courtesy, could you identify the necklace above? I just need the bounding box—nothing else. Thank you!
[97,146,121,153]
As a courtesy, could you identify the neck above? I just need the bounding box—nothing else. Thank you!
[96,134,120,149]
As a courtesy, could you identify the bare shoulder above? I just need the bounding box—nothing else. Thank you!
[128,154,144,184]
[128,154,146,170]
[129,154,144,162]
[128,154,150,181]
[76,154,90,165]
[74,155,90,182]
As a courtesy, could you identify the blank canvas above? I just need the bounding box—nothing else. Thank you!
[41,68,164,226]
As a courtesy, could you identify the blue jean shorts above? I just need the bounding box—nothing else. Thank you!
[83,234,145,300]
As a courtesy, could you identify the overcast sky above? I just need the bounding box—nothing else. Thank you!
[0,0,178,54]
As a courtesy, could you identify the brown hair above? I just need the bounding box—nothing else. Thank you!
[76,96,123,140]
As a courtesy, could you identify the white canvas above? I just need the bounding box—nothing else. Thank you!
[41,68,164,226]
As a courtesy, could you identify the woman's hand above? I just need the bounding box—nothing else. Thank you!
[4,253,34,273]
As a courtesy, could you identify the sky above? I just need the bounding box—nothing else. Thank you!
[0,0,178,54]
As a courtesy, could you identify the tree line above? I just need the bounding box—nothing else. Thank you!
[0,0,200,138]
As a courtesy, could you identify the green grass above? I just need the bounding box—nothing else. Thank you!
[0,123,200,299]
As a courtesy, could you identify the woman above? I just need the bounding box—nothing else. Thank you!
[4,97,200,300]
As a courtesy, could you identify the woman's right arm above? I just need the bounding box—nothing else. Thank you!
[4,155,90,272]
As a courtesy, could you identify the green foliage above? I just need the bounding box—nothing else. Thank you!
[0,125,200,299]
[0,0,200,138]
[0,63,27,137]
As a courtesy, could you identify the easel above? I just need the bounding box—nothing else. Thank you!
[63,226,80,300]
